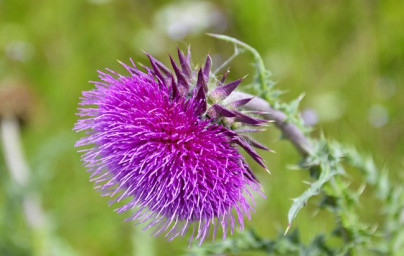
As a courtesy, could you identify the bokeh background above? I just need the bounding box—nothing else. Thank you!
[1,0,403,255]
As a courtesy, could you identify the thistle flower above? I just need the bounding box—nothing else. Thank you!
[74,49,270,245]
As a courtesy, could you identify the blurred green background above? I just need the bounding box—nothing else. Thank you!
[1,0,403,255]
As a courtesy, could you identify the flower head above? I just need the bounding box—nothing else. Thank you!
[74,49,269,244]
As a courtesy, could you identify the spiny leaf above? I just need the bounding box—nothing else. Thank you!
[287,93,305,116]
[286,162,340,233]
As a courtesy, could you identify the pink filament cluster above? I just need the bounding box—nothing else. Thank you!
[75,53,266,245]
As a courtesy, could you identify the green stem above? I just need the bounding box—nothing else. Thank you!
[210,34,403,255]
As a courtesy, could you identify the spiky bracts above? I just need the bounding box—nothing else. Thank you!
[74,49,270,245]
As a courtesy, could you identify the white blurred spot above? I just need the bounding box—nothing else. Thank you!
[368,104,389,128]
[301,108,318,126]
[155,1,227,40]
[5,41,34,62]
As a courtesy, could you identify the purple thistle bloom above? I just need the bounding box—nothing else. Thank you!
[74,49,270,245]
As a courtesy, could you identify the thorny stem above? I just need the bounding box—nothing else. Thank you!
[230,92,361,254]
[207,34,403,255]
[228,91,313,156]
[0,116,48,256]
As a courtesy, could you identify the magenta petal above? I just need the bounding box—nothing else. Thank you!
[207,104,236,119]
[203,55,211,82]
[231,97,254,108]
[145,52,171,76]
[242,135,272,152]
[177,48,191,78]
[170,55,189,96]
[232,136,267,170]
[167,75,178,99]
[233,110,268,126]
[194,70,207,115]
[196,69,208,93]
[220,69,230,85]
[209,78,243,102]
[145,53,166,83]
